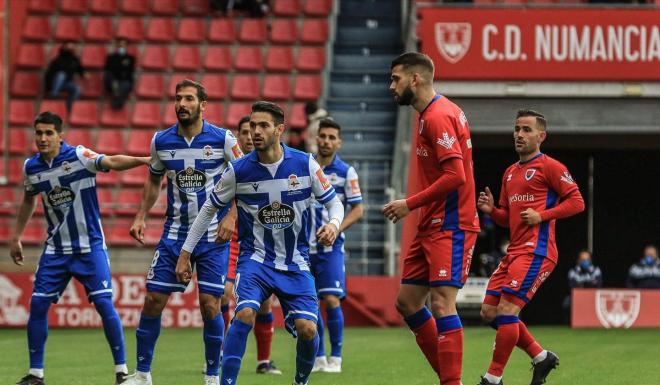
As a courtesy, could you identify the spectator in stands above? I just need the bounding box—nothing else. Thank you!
[304,101,329,153]
[568,250,603,289]
[44,41,87,112]
[103,39,135,110]
[210,0,269,17]
[626,244,660,289]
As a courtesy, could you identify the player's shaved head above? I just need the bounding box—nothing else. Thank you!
[251,101,284,126]
[391,52,435,84]
[516,109,547,131]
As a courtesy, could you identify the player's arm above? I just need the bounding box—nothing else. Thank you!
[130,135,166,244]
[340,203,363,232]
[99,154,150,171]
[478,186,509,228]
[340,167,364,232]
[537,189,584,222]
[177,164,237,283]
[521,164,584,225]
[406,157,466,210]
[215,130,243,242]
[309,156,343,245]
[10,192,38,266]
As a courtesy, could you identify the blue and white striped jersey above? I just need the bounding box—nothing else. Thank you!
[310,155,362,254]
[149,121,242,242]
[208,145,338,271]
[23,142,109,255]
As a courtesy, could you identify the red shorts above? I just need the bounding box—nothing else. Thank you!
[483,253,556,308]
[227,230,239,282]
[401,229,477,288]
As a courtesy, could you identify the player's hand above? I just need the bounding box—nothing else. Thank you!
[477,187,495,214]
[520,208,542,225]
[382,199,410,223]
[10,239,24,266]
[129,218,146,245]
[176,251,193,284]
[316,223,339,246]
[216,213,235,244]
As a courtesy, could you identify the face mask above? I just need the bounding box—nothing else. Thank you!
[118,47,126,55]
[579,260,591,270]
[643,255,655,266]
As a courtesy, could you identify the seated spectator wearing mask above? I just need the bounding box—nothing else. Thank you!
[103,39,135,110]
[626,245,660,289]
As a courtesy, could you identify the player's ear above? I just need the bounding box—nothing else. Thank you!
[539,130,547,143]
[200,100,207,112]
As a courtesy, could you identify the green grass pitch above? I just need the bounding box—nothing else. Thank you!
[1,327,658,385]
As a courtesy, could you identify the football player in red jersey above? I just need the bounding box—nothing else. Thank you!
[476,109,585,385]
[383,52,480,385]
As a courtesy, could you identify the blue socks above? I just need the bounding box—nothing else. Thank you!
[295,332,319,385]
[221,319,252,384]
[135,314,161,372]
[94,296,126,366]
[315,308,325,357]
[27,297,51,370]
[326,306,344,358]
[203,315,225,376]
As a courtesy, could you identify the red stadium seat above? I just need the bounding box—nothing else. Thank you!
[0,217,10,243]
[108,218,137,246]
[120,0,149,15]
[9,127,29,155]
[177,18,205,43]
[97,170,119,186]
[288,103,307,129]
[81,73,104,98]
[239,19,267,44]
[273,0,300,17]
[0,187,17,215]
[85,17,114,42]
[296,47,325,72]
[55,17,82,41]
[262,75,291,100]
[65,128,93,148]
[293,75,322,101]
[163,105,178,127]
[97,187,115,216]
[168,73,197,98]
[132,102,162,128]
[119,164,149,187]
[115,188,142,216]
[203,47,232,72]
[136,73,165,99]
[100,105,129,127]
[116,17,144,42]
[28,0,56,14]
[266,47,294,72]
[172,46,201,71]
[304,0,332,17]
[234,47,263,72]
[96,129,124,154]
[147,18,175,42]
[270,19,297,44]
[9,101,35,126]
[141,46,170,70]
[39,100,68,123]
[181,0,209,15]
[17,44,45,69]
[81,45,108,69]
[226,103,252,129]
[203,104,225,126]
[23,17,50,42]
[12,72,40,98]
[144,219,164,246]
[60,0,87,14]
[90,0,117,14]
[69,101,99,127]
[201,74,228,100]
[126,131,153,156]
[6,158,24,185]
[151,0,177,15]
[300,20,328,44]
[231,75,260,101]
[22,218,46,245]
[208,19,236,43]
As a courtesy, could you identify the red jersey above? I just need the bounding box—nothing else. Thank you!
[498,153,579,262]
[412,95,479,234]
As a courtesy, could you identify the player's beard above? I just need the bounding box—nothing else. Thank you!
[394,85,415,106]
[176,105,201,127]
[254,131,278,152]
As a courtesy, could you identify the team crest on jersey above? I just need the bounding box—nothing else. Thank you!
[203,145,214,160]
[175,166,207,193]
[258,200,295,230]
[436,132,457,150]
[595,290,640,329]
[47,185,75,210]
[525,169,536,181]
[560,171,575,184]
[61,161,72,173]
[288,174,300,190]
[435,22,471,64]
[316,169,331,190]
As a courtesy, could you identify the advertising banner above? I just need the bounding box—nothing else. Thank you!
[571,288,660,328]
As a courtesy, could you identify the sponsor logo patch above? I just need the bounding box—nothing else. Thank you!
[257,201,296,230]
[47,186,75,210]
[175,166,207,193]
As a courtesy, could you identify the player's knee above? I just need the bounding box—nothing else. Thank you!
[496,300,520,316]
[480,306,496,322]
[199,298,221,320]
[296,319,317,340]
[323,295,341,309]
[143,291,169,316]
[29,296,52,320]
[395,295,418,317]
[234,307,257,325]
[258,298,273,314]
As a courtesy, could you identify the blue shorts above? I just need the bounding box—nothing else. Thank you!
[235,259,318,333]
[33,249,113,303]
[310,249,346,299]
[146,238,228,297]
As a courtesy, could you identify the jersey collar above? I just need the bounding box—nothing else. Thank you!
[420,94,442,117]
[39,140,73,166]
[518,152,544,166]
[248,142,291,162]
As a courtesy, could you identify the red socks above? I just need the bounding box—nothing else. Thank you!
[487,315,520,377]
[254,313,274,362]
[517,321,543,358]
[436,315,463,385]
[404,308,440,376]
